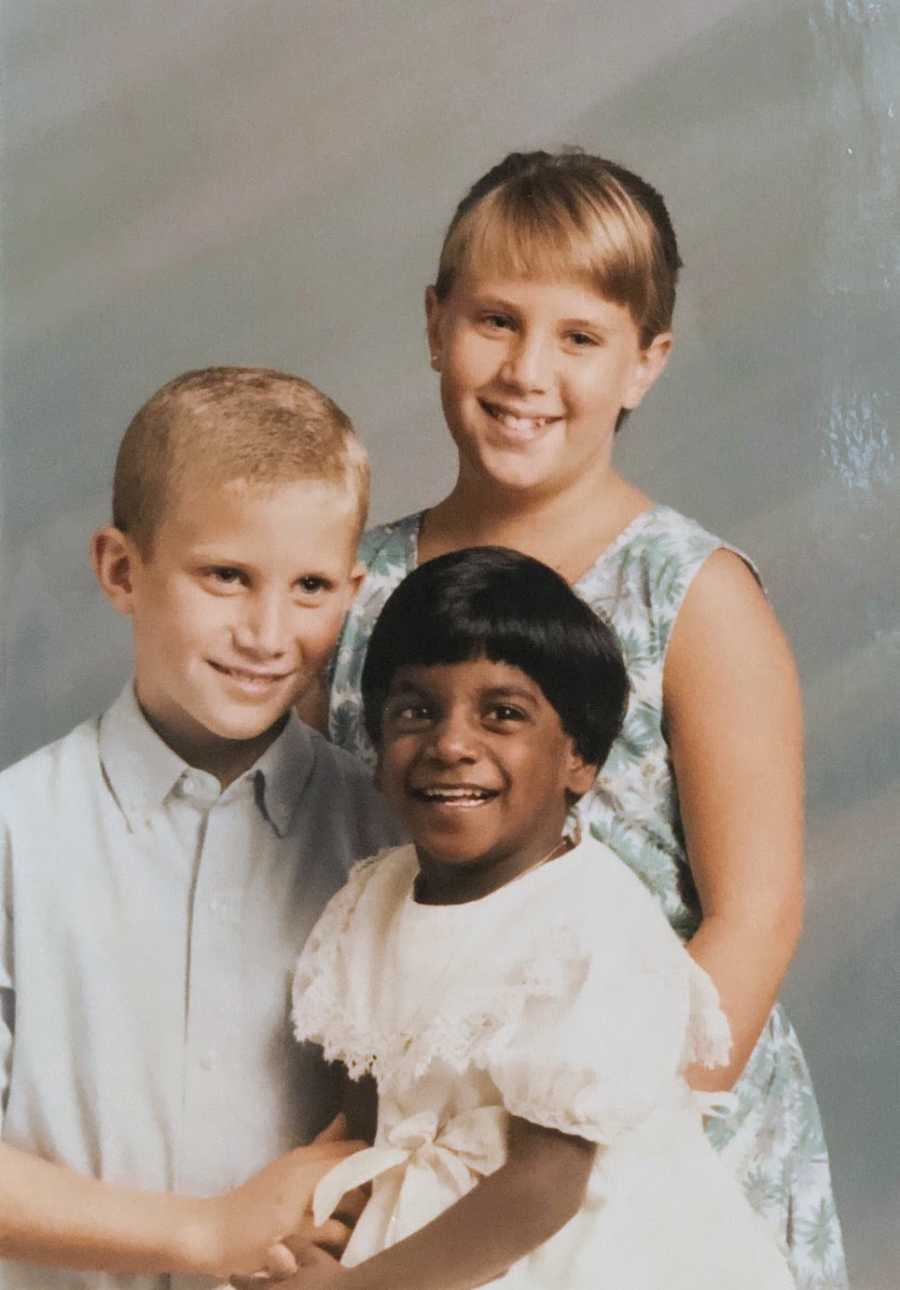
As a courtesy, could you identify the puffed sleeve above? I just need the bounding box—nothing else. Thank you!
[485,875,731,1146]
[292,847,409,1083]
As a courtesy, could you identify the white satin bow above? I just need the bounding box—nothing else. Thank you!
[313,1106,509,1264]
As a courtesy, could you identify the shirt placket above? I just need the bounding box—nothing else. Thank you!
[175,772,248,1200]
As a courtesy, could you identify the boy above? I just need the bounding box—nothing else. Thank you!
[0,368,402,1288]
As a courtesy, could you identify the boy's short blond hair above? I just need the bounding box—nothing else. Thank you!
[113,367,369,553]
[434,149,682,347]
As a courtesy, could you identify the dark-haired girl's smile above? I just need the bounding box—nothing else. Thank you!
[378,657,595,904]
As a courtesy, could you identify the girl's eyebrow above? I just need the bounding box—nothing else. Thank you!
[480,685,539,705]
[468,291,520,311]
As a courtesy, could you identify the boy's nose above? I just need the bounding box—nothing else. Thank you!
[233,592,289,658]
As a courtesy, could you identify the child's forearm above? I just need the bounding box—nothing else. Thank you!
[0,1142,215,1273]
[340,1120,594,1290]
[0,1130,363,1277]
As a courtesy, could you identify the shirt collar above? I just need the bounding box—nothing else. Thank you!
[250,709,316,836]
[99,681,316,836]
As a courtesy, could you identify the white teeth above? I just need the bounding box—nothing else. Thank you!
[496,411,546,431]
[217,664,286,686]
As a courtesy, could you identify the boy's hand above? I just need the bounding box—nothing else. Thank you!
[202,1116,366,1280]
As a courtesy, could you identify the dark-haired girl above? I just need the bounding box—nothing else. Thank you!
[291,548,793,1290]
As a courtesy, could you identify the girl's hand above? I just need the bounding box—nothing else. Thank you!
[231,1243,348,1288]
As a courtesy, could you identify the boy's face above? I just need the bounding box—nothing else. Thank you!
[96,475,362,784]
[425,273,670,496]
[377,657,595,902]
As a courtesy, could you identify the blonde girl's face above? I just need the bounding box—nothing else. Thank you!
[426,274,671,497]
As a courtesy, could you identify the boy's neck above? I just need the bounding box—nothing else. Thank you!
[422,470,652,584]
[138,701,290,790]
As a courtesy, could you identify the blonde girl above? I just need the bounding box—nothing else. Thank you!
[325,149,846,1288]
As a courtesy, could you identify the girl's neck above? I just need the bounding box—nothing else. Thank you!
[421,468,653,585]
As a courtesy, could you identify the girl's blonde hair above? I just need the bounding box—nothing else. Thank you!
[434,149,682,347]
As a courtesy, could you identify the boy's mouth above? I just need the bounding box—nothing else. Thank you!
[209,660,293,690]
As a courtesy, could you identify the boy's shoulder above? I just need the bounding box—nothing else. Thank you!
[304,723,380,794]
[301,723,406,847]
[0,715,101,818]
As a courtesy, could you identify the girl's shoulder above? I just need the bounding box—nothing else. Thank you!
[578,504,761,662]
[601,504,753,582]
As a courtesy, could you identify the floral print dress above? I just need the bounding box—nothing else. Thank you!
[328,504,848,1290]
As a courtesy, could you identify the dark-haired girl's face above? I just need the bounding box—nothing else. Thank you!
[377,657,595,903]
[425,274,671,499]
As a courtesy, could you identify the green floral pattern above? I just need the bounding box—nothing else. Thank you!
[329,505,847,1289]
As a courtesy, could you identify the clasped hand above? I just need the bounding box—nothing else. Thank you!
[203,1114,365,1284]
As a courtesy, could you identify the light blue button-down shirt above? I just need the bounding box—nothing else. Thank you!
[0,683,402,1290]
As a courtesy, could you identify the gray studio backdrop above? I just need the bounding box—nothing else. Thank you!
[3,2,898,1286]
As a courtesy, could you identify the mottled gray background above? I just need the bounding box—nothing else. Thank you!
[2,2,898,1285]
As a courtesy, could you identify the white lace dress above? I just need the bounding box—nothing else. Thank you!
[292,839,794,1289]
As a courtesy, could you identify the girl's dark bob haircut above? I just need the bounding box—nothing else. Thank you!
[362,546,630,768]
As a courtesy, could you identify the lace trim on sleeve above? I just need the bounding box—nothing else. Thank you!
[292,852,385,1077]
[683,960,732,1069]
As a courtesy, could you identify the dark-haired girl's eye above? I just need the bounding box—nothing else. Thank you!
[486,703,525,723]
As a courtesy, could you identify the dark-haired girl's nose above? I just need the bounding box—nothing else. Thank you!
[424,711,478,763]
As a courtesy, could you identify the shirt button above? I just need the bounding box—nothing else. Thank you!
[200,1049,217,1071]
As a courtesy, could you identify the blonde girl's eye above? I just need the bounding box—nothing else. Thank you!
[481,312,516,332]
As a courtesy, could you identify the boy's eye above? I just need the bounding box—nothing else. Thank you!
[205,566,245,587]
[295,575,330,595]
[567,331,599,348]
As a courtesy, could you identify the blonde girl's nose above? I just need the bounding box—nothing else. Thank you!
[500,331,552,393]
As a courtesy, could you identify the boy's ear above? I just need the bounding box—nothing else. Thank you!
[424,285,443,371]
[91,526,140,616]
[622,331,673,411]
[349,560,366,599]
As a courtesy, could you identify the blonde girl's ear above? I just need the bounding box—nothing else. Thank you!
[622,330,673,411]
[91,526,140,616]
[425,286,443,370]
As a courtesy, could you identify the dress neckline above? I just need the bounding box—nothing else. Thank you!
[406,504,665,588]
[400,837,591,918]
